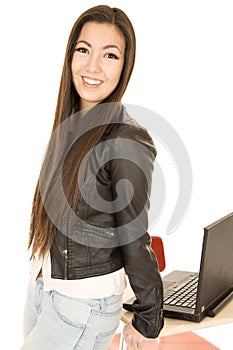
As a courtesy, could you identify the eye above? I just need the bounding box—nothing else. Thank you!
[75,47,89,54]
[104,53,119,60]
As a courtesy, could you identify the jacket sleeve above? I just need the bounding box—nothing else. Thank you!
[121,233,164,338]
[109,125,164,338]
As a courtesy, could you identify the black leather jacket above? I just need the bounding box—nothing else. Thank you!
[50,106,164,338]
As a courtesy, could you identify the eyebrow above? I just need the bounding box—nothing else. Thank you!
[76,40,123,54]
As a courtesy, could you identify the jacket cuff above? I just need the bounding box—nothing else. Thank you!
[131,301,164,338]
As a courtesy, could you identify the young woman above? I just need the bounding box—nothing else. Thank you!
[21,5,164,350]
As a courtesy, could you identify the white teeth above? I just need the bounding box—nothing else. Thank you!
[83,77,102,85]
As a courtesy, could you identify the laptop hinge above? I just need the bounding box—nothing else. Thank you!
[205,286,233,317]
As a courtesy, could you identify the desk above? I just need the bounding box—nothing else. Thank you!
[121,283,233,337]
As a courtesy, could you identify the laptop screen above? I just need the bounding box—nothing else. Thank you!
[196,212,233,314]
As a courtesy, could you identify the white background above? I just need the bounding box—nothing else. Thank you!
[1,0,232,348]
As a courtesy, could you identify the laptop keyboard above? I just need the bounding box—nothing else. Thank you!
[164,275,199,309]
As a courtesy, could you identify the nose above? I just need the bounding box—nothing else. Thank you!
[86,53,102,73]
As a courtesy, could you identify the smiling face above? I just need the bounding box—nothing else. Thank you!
[71,21,126,110]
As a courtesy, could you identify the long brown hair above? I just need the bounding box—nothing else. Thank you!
[28,5,136,258]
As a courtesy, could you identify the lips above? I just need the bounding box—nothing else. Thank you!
[82,76,103,87]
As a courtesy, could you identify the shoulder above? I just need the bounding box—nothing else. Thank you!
[104,107,157,157]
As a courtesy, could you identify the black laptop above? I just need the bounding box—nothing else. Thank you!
[163,212,233,322]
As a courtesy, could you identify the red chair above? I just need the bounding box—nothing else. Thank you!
[150,236,166,272]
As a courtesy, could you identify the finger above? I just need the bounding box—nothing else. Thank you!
[124,334,133,346]
[137,339,145,350]
[126,337,133,350]
[130,340,140,350]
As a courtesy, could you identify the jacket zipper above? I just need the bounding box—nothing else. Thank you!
[63,236,69,280]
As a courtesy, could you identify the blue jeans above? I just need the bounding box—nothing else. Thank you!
[20,277,123,350]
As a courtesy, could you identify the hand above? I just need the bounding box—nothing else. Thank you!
[123,322,159,349]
